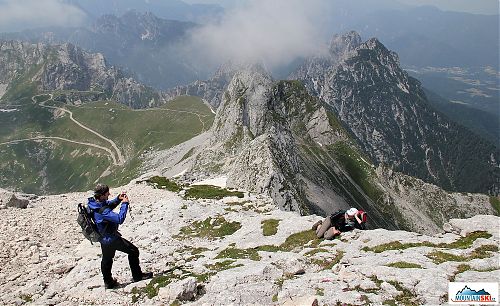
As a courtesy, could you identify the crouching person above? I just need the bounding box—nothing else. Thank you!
[313,208,366,240]
[88,183,153,289]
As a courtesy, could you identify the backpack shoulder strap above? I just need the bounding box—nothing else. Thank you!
[97,206,110,214]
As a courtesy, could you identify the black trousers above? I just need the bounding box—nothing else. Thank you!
[100,237,142,283]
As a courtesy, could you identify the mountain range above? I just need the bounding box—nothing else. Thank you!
[0,27,498,232]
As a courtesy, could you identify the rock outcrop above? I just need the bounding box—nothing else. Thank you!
[0,183,498,305]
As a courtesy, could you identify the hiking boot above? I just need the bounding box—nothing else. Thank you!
[311,220,323,231]
[133,272,153,282]
[104,278,119,289]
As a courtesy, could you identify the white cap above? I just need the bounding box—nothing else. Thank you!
[346,208,358,216]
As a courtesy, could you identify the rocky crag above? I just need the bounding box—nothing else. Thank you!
[291,31,499,195]
[0,184,498,305]
[147,63,497,234]
[0,40,161,108]
[163,61,246,111]
[0,11,198,89]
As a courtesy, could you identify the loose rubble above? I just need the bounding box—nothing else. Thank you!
[0,183,498,305]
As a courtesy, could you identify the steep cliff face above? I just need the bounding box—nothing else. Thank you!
[0,40,161,108]
[178,65,354,216]
[292,31,499,195]
[156,63,499,233]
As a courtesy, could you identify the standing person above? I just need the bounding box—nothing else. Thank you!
[313,208,366,239]
[88,183,153,289]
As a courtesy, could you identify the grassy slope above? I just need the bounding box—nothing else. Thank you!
[0,93,214,194]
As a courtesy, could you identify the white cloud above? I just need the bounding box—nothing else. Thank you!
[182,0,330,70]
[0,0,87,32]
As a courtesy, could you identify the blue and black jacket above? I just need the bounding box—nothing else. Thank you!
[87,196,128,244]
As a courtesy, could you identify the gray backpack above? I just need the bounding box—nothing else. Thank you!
[77,203,108,244]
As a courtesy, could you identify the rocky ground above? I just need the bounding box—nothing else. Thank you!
[0,183,498,306]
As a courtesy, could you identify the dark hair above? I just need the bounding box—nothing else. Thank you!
[94,183,109,197]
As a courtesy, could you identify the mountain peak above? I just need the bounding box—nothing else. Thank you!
[329,30,362,57]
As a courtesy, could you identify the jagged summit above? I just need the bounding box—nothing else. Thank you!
[292,31,499,195]
[328,30,362,59]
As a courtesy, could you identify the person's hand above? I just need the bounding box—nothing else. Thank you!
[119,193,129,202]
[354,213,362,224]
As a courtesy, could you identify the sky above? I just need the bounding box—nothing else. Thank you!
[0,0,497,70]
[181,0,331,70]
[0,0,88,32]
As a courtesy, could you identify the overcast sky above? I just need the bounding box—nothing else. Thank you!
[180,0,331,70]
[0,0,88,32]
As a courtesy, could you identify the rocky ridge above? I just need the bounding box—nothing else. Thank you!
[0,40,161,108]
[0,185,498,305]
[148,64,496,235]
[291,31,500,195]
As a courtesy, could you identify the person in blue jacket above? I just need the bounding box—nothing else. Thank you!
[88,183,153,289]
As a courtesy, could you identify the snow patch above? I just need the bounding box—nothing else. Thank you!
[141,29,152,40]
[172,168,187,178]
[191,176,227,188]
[397,81,409,93]
[0,84,7,99]
[0,108,18,112]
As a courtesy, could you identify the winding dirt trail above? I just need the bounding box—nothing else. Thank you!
[0,137,117,164]
[31,94,125,165]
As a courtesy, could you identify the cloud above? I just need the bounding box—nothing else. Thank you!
[0,0,87,32]
[182,0,331,71]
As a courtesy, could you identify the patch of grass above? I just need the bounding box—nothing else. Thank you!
[385,262,423,269]
[310,250,344,270]
[280,230,319,252]
[184,185,244,200]
[332,141,383,204]
[272,294,278,302]
[20,294,32,302]
[387,281,421,306]
[145,176,181,192]
[353,285,380,294]
[489,196,500,215]
[254,245,281,252]
[362,231,492,253]
[170,300,181,306]
[176,216,242,240]
[369,275,383,287]
[261,219,280,236]
[190,247,209,255]
[383,299,397,306]
[362,241,434,253]
[254,229,320,253]
[445,231,492,249]
[131,273,177,301]
[216,247,261,261]
[449,264,471,281]
[304,248,329,256]
[179,147,195,162]
[205,259,244,271]
[316,287,325,296]
[427,244,499,264]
